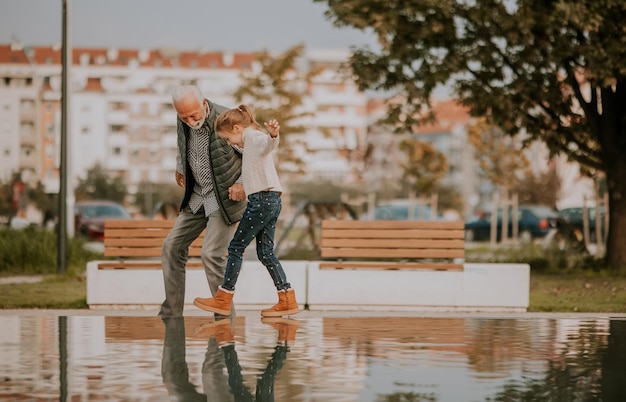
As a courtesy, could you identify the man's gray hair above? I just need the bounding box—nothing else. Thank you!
[172,85,203,106]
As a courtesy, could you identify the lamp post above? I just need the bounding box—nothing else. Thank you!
[57,0,70,274]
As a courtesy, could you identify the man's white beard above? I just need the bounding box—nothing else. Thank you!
[188,120,203,129]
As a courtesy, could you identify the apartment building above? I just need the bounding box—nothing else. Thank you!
[0,43,374,195]
[0,41,595,220]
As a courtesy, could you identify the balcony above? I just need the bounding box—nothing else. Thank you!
[160,110,178,125]
[108,110,129,124]
[312,112,368,128]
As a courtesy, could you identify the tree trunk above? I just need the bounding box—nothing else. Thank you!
[605,158,626,269]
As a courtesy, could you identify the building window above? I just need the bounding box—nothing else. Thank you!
[112,147,122,156]
[81,126,90,135]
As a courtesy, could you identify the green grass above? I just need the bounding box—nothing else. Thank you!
[2,271,626,312]
[0,275,88,309]
[529,273,626,312]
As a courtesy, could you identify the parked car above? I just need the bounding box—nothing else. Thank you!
[365,202,441,220]
[558,206,606,243]
[464,205,562,243]
[74,200,131,241]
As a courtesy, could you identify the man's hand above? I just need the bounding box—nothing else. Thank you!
[228,183,246,201]
[175,171,185,188]
[264,119,280,138]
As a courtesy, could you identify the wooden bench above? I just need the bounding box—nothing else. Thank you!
[320,220,465,271]
[99,219,204,269]
[87,219,310,309]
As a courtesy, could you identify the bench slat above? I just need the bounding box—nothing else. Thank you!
[322,229,464,239]
[98,261,204,269]
[321,238,464,249]
[319,262,464,270]
[321,248,464,259]
[322,220,464,230]
[104,247,203,258]
[105,229,177,238]
[105,220,177,229]
[104,238,203,247]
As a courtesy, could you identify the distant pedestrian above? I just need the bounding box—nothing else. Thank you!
[193,104,299,317]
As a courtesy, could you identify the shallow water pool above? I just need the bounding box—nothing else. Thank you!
[1,312,625,401]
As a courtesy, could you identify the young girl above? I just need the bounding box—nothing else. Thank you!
[193,105,299,317]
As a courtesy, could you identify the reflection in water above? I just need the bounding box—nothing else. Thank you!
[161,316,297,401]
[0,314,625,401]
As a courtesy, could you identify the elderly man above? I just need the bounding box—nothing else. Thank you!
[159,85,246,317]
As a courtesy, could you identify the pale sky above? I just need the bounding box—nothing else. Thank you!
[0,0,377,52]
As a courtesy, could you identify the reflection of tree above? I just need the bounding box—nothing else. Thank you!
[486,320,621,401]
[74,163,126,203]
[467,319,552,374]
[601,320,626,400]
[376,392,437,402]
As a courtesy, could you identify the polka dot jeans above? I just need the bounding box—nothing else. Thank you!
[222,191,290,292]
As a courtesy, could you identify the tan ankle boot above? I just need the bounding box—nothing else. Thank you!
[261,288,300,317]
[193,287,234,316]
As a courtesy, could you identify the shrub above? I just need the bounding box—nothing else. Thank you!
[465,243,607,274]
[0,226,102,275]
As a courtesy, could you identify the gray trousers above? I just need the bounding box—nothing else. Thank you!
[159,207,237,317]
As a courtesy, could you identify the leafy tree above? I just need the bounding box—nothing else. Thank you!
[133,181,183,216]
[512,166,561,208]
[399,138,448,195]
[74,163,126,203]
[0,177,16,218]
[316,0,626,268]
[467,118,530,190]
[233,44,321,176]
[0,172,55,224]
[287,180,345,205]
[436,183,464,215]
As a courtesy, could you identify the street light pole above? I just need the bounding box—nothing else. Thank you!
[57,0,70,274]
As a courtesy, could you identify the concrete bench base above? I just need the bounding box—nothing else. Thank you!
[307,262,529,313]
[87,261,529,312]
[86,260,309,312]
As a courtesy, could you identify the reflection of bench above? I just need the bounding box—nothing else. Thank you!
[98,220,203,269]
[320,220,465,271]
[104,316,246,341]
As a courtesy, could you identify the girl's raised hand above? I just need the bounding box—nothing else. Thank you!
[264,119,280,138]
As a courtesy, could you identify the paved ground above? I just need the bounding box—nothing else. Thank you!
[0,308,625,319]
[0,275,45,284]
